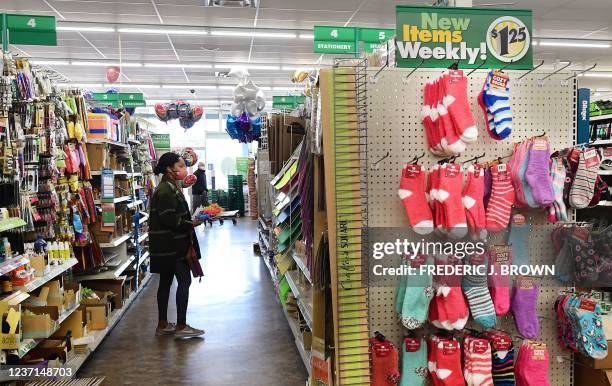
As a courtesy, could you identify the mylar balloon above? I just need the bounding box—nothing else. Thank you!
[245,100,258,117]
[106,66,120,84]
[231,102,243,118]
[255,90,266,111]
[228,67,249,80]
[155,103,169,122]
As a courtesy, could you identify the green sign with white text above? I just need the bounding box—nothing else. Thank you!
[92,92,145,108]
[151,134,171,150]
[272,95,306,110]
[395,6,532,69]
[0,14,56,46]
[313,26,395,55]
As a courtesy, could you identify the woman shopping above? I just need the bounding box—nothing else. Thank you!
[150,152,205,338]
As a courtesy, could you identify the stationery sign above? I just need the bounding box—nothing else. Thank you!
[395,6,532,69]
[313,26,395,55]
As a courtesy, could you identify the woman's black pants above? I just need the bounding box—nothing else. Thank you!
[157,258,192,325]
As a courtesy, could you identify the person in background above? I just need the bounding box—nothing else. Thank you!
[150,152,205,338]
[191,162,208,214]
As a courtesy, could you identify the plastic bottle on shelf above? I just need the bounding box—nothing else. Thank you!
[62,242,70,260]
[3,238,11,259]
[48,242,57,265]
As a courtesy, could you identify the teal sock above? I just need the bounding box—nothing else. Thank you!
[396,263,408,315]
[462,255,497,328]
[401,256,434,329]
[400,336,428,386]
[509,218,531,267]
[519,151,539,208]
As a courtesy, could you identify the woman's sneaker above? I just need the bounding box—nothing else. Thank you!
[155,323,176,336]
[174,325,205,338]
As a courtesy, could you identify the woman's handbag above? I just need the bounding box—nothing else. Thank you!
[185,236,204,280]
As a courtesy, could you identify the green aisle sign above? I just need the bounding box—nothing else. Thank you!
[395,6,533,69]
[272,96,306,110]
[92,92,146,108]
[0,14,57,46]
[313,26,395,55]
[151,134,170,150]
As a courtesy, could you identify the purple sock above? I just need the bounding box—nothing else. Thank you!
[483,167,493,209]
[511,277,540,339]
[525,139,555,206]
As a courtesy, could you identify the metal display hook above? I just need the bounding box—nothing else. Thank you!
[467,58,487,76]
[537,61,572,86]
[370,151,390,170]
[403,58,425,84]
[517,60,545,81]
[564,63,597,81]
[369,63,388,84]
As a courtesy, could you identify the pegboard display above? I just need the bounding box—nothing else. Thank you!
[365,68,576,386]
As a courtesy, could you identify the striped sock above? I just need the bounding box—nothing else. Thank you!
[551,157,568,221]
[462,255,497,329]
[466,336,494,386]
[569,149,598,209]
[491,341,515,386]
[463,164,487,241]
[483,70,512,139]
[486,164,516,232]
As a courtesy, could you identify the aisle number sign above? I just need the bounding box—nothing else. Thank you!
[313,26,395,55]
[395,6,532,69]
[0,14,57,46]
[273,95,306,110]
[151,134,171,150]
[92,92,146,108]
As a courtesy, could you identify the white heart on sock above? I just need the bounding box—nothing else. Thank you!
[438,285,451,297]
[437,369,452,380]
[437,189,450,201]
[398,189,412,199]
[463,196,476,209]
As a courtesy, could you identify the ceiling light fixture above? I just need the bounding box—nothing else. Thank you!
[118,28,208,35]
[539,41,610,48]
[105,83,160,88]
[144,63,213,69]
[57,26,116,33]
[298,33,314,39]
[161,85,217,89]
[31,60,70,66]
[531,41,538,46]
[272,86,298,91]
[281,65,314,71]
[217,85,236,90]
[214,64,280,70]
[210,30,296,38]
[72,61,143,67]
[582,73,612,78]
[59,83,104,88]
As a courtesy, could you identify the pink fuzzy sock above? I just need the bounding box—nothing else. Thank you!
[463,164,487,241]
[486,164,516,232]
[442,70,478,143]
[488,245,512,316]
[399,164,435,235]
[437,77,466,155]
[438,163,468,239]
[423,83,444,156]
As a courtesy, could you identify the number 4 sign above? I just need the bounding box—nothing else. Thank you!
[0,13,57,49]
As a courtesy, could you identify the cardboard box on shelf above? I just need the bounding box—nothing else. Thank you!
[29,255,47,277]
[28,337,70,363]
[52,309,84,340]
[80,277,126,309]
[25,287,50,307]
[81,304,109,330]
[42,280,64,311]
[577,346,612,369]
[21,305,59,339]
[575,362,612,386]
[63,282,81,310]
[86,143,107,171]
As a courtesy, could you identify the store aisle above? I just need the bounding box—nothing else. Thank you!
[79,220,308,385]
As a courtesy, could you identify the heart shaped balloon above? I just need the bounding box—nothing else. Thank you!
[106,66,121,83]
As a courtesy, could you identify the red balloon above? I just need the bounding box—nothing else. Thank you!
[106,66,120,83]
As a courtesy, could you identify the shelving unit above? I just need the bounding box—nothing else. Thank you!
[90,170,128,176]
[0,255,30,276]
[137,232,149,243]
[285,270,313,330]
[87,139,128,149]
[76,255,135,281]
[98,233,132,249]
[598,169,612,175]
[94,195,131,205]
[21,258,79,293]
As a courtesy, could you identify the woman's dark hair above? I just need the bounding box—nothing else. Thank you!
[154,152,181,175]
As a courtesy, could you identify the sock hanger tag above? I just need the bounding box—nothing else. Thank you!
[442,340,458,355]
[579,298,596,312]
[492,335,511,351]
[584,148,601,169]
[532,138,548,151]
[472,339,489,354]
[445,163,461,177]
[449,69,463,82]
[532,348,546,360]
[490,245,511,264]
[403,164,421,178]
[519,276,535,290]
[405,336,421,352]
[491,70,509,89]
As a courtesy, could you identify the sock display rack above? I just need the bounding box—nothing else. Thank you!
[320,59,580,385]
[0,52,155,379]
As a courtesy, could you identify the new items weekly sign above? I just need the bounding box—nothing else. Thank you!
[395,6,533,69]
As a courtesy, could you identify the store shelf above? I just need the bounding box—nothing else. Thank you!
[137,232,149,243]
[128,172,143,178]
[598,200,612,207]
[0,255,30,276]
[137,212,149,225]
[98,233,132,248]
[0,217,27,232]
[17,301,81,358]
[76,255,135,281]
[87,139,128,148]
[591,139,612,146]
[258,216,269,232]
[21,258,79,293]
[127,138,140,145]
[262,255,276,281]
[94,195,131,205]
[63,272,153,376]
[90,170,128,176]
[259,231,270,252]
[282,306,311,377]
[140,251,149,265]
[285,270,313,330]
[127,200,143,209]
[590,114,612,122]
[291,252,312,284]
[598,170,612,175]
